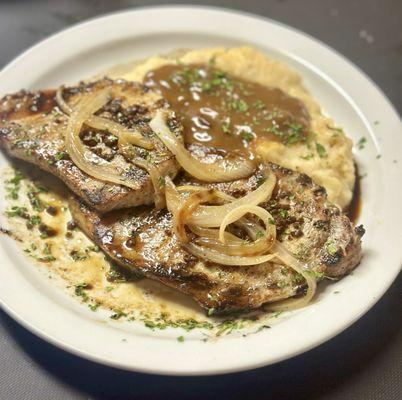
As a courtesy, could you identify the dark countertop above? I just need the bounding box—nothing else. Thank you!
[0,1,401,399]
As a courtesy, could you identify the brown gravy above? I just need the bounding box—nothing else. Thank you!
[346,166,362,223]
[144,64,310,158]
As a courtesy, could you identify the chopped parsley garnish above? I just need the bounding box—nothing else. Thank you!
[34,183,48,193]
[157,176,165,187]
[221,120,231,134]
[308,270,325,280]
[87,245,100,252]
[110,310,127,320]
[292,273,305,284]
[5,206,28,218]
[255,231,264,239]
[177,336,185,343]
[35,243,56,262]
[5,170,24,199]
[54,151,67,161]
[27,189,44,212]
[70,250,89,262]
[356,137,367,150]
[315,142,327,158]
[144,318,213,331]
[241,131,254,142]
[89,303,99,312]
[278,209,288,219]
[27,215,41,227]
[216,319,244,336]
[226,99,249,113]
[252,100,266,110]
[325,239,337,256]
[300,153,314,160]
[74,282,89,302]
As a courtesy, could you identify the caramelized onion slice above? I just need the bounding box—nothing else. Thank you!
[167,178,216,243]
[150,110,256,182]
[56,86,153,150]
[130,157,166,209]
[188,225,244,244]
[184,242,277,266]
[185,205,275,257]
[218,205,275,244]
[268,242,317,311]
[65,89,142,189]
[167,171,276,228]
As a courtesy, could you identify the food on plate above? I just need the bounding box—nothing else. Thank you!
[0,46,364,328]
[69,162,362,314]
[118,46,355,209]
[0,79,180,211]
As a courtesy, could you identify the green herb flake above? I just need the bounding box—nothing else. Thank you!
[74,282,89,302]
[110,310,127,320]
[54,151,67,161]
[5,206,28,218]
[216,320,244,336]
[35,249,56,262]
[315,142,327,158]
[177,336,185,343]
[325,239,337,256]
[252,100,266,110]
[157,176,165,188]
[356,137,367,150]
[28,215,41,226]
[207,308,216,316]
[241,131,254,142]
[308,270,325,280]
[5,170,24,199]
[89,303,99,312]
[87,245,100,253]
[278,209,288,219]
[292,273,305,284]
[255,231,264,239]
[144,318,213,332]
[27,190,44,212]
[70,250,88,262]
[300,153,314,161]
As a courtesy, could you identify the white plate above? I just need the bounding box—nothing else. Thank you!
[0,6,401,376]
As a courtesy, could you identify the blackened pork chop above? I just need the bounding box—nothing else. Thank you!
[69,164,363,314]
[0,79,180,212]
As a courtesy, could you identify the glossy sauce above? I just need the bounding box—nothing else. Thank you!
[346,165,362,223]
[144,64,310,157]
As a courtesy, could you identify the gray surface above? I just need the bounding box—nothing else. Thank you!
[0,1,401,399]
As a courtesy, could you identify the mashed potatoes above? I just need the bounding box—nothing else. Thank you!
[111,47,355,209]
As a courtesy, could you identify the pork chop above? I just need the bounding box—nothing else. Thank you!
[69,163,364,314]
[0,78,180,212]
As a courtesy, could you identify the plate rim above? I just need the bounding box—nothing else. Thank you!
[0,5,401,376]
